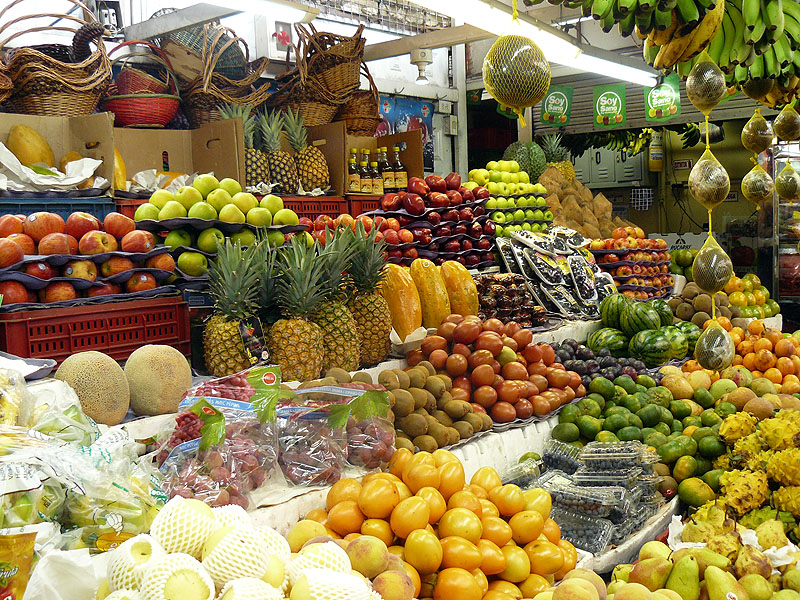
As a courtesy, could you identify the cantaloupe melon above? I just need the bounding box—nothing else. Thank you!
[124,345,192,416]
[55,351,130,425]
[7,124,55,167]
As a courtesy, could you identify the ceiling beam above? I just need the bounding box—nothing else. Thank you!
[123,3,240,40]
[363,24,493,61]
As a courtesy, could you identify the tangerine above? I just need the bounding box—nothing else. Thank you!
[754,349,777,371]
[748,319,765,336]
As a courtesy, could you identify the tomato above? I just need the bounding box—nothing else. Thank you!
[488,581,523,600]
[529,374,548,393]
[482,318,505,334]
[390,497,430,538]
[495,380,520,402]
[521,380,538,398]
[546,368,571,389]
[475,332,504,356]
[501,362,528,381]
[451,387,470,403]
[488,484,525,517]
[479,498,499,517]
[438,460,466,500]
[470,467,502,493]
[416,486,447,524]
[492,362,502,375]
[434,568,483,600]
[437,321,457,342]
[408,349,423,366]
[438,508,483,543]
[562,386,576,403]
[472,403,487,414]
[403,461,441,494]
[480,516,513,547]
[523,489,552,519]
[528,361,547,377]
[471,363,496,387]
[567,370,581,389]
[421,335,448,356]
[472,568,489,595]
[483,591,515,600]
[541,344,555,365]
[358,477,400,518]
[513,329,533,349]
[326,478,362,510]
[531,396,551,417]
[361,518,394,546]
[502,336,519,352]
[453,376,472,393]
[542,518,561,543]
[498,545,531,583]
[389,448,413,478]
[509,510,544,545]
[519,574,550,597]
[477,538,507,575]
[514,399,533,419]
[446,353,469,377]
[504,321,521,337]
[523,344,543,363]
[444,314,464,324]
[404,529,443,575]
[453,320,482,344]
[447,490,482,517]
[524,539,564,576]
[473,386,498,408]
[440,535,482,570]
[491,401,516,423]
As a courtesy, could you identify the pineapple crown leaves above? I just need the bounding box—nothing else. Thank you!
[275,235,328,317]
[283,108,309,154]
[347,222,388,296]
[257,110,285,154]
[316,226,357,300]
[207,239,261,321]
[251,232,280,312]
[539,133,571,162]
[218,103,257,148]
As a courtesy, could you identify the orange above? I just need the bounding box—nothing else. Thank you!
[404,461,441,494]
[440,536,482,571]
[416,486,447,524]
[755,338,773,353]
[742,353,757,371]
[753,289,766,306]
[765,328,784,347]
[487,581,522,599]
[754,349,777,372]
[390,497,430,539]
[477,539,507,575]
[438,460,466,501]
[327,500,365,536]
[782,375,800,394]
[777,356,796,376]
[765,368,783,384]
[542,518,561,543]
[683,425,699,437]
[725,276,745,293]
[776,339,795,358]
[305,508,328,523]
[738,340,755,356]
[509,510,544,545]
[480,516,513,547]
[717,316,732,332]
[733,355,743,366]
[359,477,400,518]
[326,478,362,511]
[404,529,443,575]
[730,330,743,347]
[448,490,483,518]
[792,355,800,374]
[751,370,763,379]
[361,518,394,546]
[731,326,745,340]
[729,291,747,307]
[748,319,765,336]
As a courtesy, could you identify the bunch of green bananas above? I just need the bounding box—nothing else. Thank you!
[562,128,653,157]
[642,1,725,71]
[666,122,704,147]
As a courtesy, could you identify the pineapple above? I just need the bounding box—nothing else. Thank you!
[347,224,391,366]
[540,133,576,180]
[284,108,330,191]
[203,240,261,377]
[719,470,770,517]
[217,103,269,188]
[251,231,281,327]
[310,228,360,372]
[267,236,326,382]
[258,111,298,194]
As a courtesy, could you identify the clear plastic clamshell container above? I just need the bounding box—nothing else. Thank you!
[543,439,582,474]
[572,467,642,490]
[637,472,661,495]
[535,469,572,488]
[499,457,542,489]
[578,441,658,469]
[550,506,614,554]
[542,480,627,518]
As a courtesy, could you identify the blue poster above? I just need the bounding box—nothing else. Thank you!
[377,95,395,137]
[393,97,434,171]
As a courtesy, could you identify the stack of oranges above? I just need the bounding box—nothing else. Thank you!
[297,449,577,600]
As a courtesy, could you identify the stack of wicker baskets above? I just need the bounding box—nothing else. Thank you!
[0,0,111,117]
[269,24,379,132]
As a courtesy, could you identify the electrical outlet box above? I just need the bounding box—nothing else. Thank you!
[443,115,458,136]
[436,100,453,114]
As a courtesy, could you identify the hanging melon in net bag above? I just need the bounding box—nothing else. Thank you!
[688,148,730,212]
[483,16,550,126]
[774,104,800,141]
[741,109,774,155]
[775,162,800,201]
[742,78,775,103]
[685,51,726,116]
[741,159,775,208]
[693,234,733,294]
[695,320,735,372]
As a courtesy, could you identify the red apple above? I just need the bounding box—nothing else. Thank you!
[65,212,101,241]
[381,193,402,211]
[435,225,452,237]
[589,240,605,250]
[427,241,440,252]
[612,227,627,239]
[656,238,668,249]
[384,217,400,231]
[88,282,122,297]
[79,231,116,255]
[24,261,56,279]
[102,212,136,241]
[426,211,442,226]
[38,233,72,255]
[298,217,313,231]
[442,209,459,222]
[444,172,462,190]
[402,193,425,216]
[469,222,483,238]
[428,192,449,208]
[313,214,335,231]
[473,186,490,200]
[459,207,474,221]
[443,240,461,252]
[473,206,485,217]
[483,221,496,236]
[336,214,356,231]
[407,177,430,197]
[313,230,326,245]
[100,256,135,277]
[0,281,28,304]
[63,259,98,282]
[459,187,475,202]
[477,238,492,250]
[145,253,175,272]
[374,216,387,231]
[374,230,384,243]
[357,215,373,233]
[40,281,77,303]
[23,212,65,243]
[126,272,157,292]
[398,216,412,227]
[481,251,493,263]
[462,239,473,251]
[446,190,463,206]
[8,233,35,255]
[384,230,400,245]
[425,175,447,193]
[398,229,414,243]
[120,230,155,253]
[388,248,402,258]
[617,265,633,276]
[403,248,419,259]
[453,223,467,236]
[0,215,23,238]
[0,238,24,267]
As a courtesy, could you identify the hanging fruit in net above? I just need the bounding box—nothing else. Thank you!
[741,78,775,104]
[693,234,733,294]
[775,162,800,202]
[774,104,800,142]
[695,320,734,372]
[741,109,774,155]
[685,51,726,116]
[483,20,550,127]
[688,148,730,212]
[741,160,774,208]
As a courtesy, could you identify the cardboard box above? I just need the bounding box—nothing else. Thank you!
[114,118,245,185]
[304,121,424,196]
[0,112,115,191]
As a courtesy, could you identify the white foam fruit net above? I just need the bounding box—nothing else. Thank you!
[149,497,217,558]
[211,505,250,529]
[259,526,292,561]
[203,526,271,589]
[292,568,372,600]
[289,542,351,587]
[105,591,141,600]
[107,534,167,591]
[140,553,215,600]
[218,577,284,600]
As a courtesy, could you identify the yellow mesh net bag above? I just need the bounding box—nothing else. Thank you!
[695,320,735,371]
[741,159,774,209]
[693,234,733,295]
[689,148,730,213]
[686,51,726,117]
[774,104,800,142]
[741,109,774,154]
[776,162,800,202]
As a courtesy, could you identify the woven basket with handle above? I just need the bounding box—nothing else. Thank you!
[335,63,380,136]
[298,24,364,100]
[0,0,111,116]
[110,40,175,95]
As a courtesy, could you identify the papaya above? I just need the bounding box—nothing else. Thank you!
[382,263,423,342]
[7,124,55,167]
[113,147,127,191]
[440,260,479,316]
[410,258,451,329]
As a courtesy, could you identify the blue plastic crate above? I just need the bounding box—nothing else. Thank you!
[0,197,116,220]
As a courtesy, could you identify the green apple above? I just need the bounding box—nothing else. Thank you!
[164,229,193,248]
[491,211,505,223]
[489,170,503,183]
[485,198,497,209]
[232,192,258,215]
[535,196,546,207]
[462,181,479,190]
[197,228,225,253]
[519,171,530,184]
[543,210,553,220]
[158,200,188,220]
[267,230,286,247]
[187,201,217,220]
[495,225,504,237]
[496,198,508,209]
[218,204,245,223]
[231,230,256,246]
[134,203,160,221]
[498,160,511,173]
[174,186,203,211]
[500,172,513,184]
[516,196,527,207]
[509,160,520,173]
[177,251,208,276]
[509,172,520,184]
[531,223,543,233]
[149,189,174,210]
[513,209,525,222]
[507,183,517,195]
[192,173,220,199]
[487,181,501,195]
[207,188,232,213]
[486,161,499,171]
[246,207,272,227]
[533,209,544,221]
[299,231,314,248]
[522,222,533,231]
[497,182,509,196]
[260,194,284,214]
[507,198,517,208]
[468,169,478,181]
[525,209,535,220]
[219,177,242,197]
[273,208,299,226]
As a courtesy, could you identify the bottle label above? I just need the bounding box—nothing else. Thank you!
[360,179,373,193]
[373,178,384,195]
[348,174,361,192]
[382,172,395,191]
[395,171,408,189]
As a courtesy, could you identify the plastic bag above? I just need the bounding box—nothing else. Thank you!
[24,379,101,446]
[0,464,66,528]
[0,531,36,599]
[695,320,735,372]
[0,368,33,426]
[741,161,775,208]
[741,109,774,154]
[774,104,800,141]
[689,148,730,212]
[693,235,733,294]
[776,163,800,201]
[686,51,726,116]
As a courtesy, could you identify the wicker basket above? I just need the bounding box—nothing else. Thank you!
[0,0,111,117]
[110,41,174,95]
[299,24,364,99]
[101,94,180,127]
[335,65,380,135]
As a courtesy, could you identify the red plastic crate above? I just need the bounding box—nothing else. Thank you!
[275,196,348,221]
[115,198,147,218]
[0,297,190,365]
[349,195,380,216]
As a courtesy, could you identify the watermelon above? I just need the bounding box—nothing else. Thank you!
[677,321,703,353]
[661,326,689,360]
[650,299,674,327]
[600,294,632,330]
[587,328,629,357]
[629,330,671,367]
[619,302,662,339]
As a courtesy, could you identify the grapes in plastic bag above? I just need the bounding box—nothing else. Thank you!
[774,104,800,141]
[741,161,775,208]
[741,109,774,155]
[742,78,775,103]
[693,235,733,294]
[776,162,800,201]
[685,52,726,115]
[689,148,730,211]
[483,21,550,126]
[695,320,734,372]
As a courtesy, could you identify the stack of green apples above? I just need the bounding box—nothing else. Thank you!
[486,194,554,237]
[468,160,548,197]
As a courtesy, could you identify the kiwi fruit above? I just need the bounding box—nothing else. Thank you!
[414,434,438,452]
[425,415,438,428]
[667,297,682,310]
[387,390,396,408]
[424,376,446,399]
[394,369,411,390]
[453,421,474,439]
[428,423,450,448]
[462,413,484,433]
[392,389,415,417]
[732,317,749,330]
[676,302,695,321]
[433,409,454,427]
[424,390,437,413]
[352,371,374,384]
[417,360,436,377]
[444,400,472,419]
[730,305,742,319]
[654,462,671,476]
[377,370,400,390]
[385,410,395,424]
[437,374,453,391]
[447,427,461,445]
[407,367,427,389]
[683,283,700,300]
[437,391,454,411]
[693,294,713,314]
[395,437,414,451]
[297,380,319,389]
[480,413,493,431]
[396,431,411,441]
[691,311,711,327]
[719,305,732,319]
[409,388,429,410]
[399,413,428,437]
[414,408,429,417]
[718,293,730,307]
[325,367,351,384]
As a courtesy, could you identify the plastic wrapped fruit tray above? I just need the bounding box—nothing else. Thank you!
[542,479,630,518]
[542,440,582,474]
[135,218,307,235]
[498,458,541,489]
[578,441,659,470]
[571,467,643,490]
[589,247,665,255]
[550,506,614,554]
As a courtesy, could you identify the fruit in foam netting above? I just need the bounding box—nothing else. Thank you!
[289,541,351,587]
[211,505,250,529]
[263,554,288,592]
[259,526,291,561]
[287,520,327,553]
[107,533,166,591]
[149,497,217,558]
[219,577,283,600]
[346,535,390,579]
[290,568,371,600]
[140,552,214,600]
[104,591,140,600]
[202,525,271,589]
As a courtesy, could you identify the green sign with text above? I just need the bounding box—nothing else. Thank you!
[593,84,626,128]
[540,85,573,126]
[645,74,680,122]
